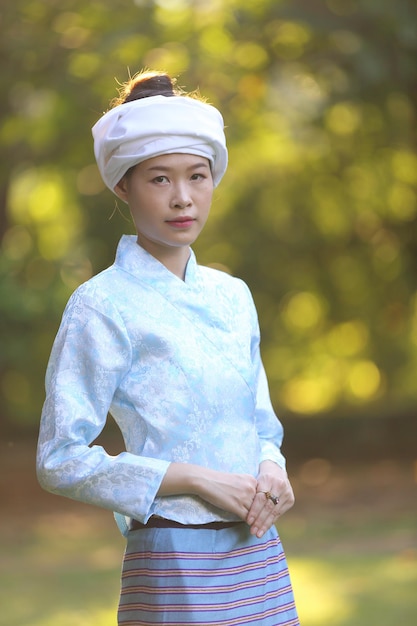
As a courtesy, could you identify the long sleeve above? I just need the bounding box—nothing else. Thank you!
[36,288,170,523]
[244,283,287,470]
[253,357,286,469]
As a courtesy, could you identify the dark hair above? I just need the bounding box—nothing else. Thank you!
[112,70,182,107]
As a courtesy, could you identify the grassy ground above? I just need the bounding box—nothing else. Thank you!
[1,440,416,625]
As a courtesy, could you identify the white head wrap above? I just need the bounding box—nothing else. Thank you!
[92,95,228,193]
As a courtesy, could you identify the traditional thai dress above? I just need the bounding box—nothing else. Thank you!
[37,235,299,625]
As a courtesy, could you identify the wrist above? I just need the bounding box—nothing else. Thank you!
[158,462,210,497]
[258,459,287,477]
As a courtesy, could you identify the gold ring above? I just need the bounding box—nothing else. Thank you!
[261,491,280,506]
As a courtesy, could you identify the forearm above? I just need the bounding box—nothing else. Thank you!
[157,462,207,497]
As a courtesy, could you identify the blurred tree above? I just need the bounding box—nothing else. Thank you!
[1,0,416,430]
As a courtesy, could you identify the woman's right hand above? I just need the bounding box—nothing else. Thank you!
[196,467,258,520]
[158,463,258,521]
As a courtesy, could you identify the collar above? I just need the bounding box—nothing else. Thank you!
[114,235,201,291]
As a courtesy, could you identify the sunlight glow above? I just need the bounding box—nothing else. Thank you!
[282,374,338,414]
[283,291,325,331]
[392,150,417,185]
[326,320,368,356]
[31,607,118,626]
[269,21,311,60]
[8,168,83,260]
[326,102,361,135]
[199,27,234,59]
[289,558,352,625]
[346,360,381,400]
[143,43,190,74]
[387,184,416,221]
[69,53,101,79]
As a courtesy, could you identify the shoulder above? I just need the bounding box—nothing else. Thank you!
[198,264,256,312]
[199,264,252,295]
[62,264,126,323]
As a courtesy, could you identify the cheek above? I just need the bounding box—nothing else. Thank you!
[200,203,212,224]
[201,186,214,205]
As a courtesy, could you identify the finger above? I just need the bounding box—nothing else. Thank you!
[248,491,287,537]
[248,474,295,530]
[247,498,276,533]
[252,506,283,537]
[246,491,268,525]
[249,507,278,538]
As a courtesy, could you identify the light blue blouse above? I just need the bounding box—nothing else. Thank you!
[37,235,286,530]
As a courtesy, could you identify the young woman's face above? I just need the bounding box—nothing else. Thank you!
[115,153,214,257]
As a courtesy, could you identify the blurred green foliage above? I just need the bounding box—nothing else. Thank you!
[1,0,416,428]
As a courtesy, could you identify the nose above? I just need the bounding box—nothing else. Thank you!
[169,182,192,209]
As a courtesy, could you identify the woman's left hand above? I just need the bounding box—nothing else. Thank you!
[246,460,295,538]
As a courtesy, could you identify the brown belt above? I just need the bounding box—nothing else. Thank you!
[130,517,243,531]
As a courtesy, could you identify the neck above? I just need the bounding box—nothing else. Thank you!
[136,237,191,280]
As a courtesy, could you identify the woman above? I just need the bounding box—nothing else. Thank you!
[37,71,299,626]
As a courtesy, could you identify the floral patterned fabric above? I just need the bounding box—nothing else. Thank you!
[37,235,286,527]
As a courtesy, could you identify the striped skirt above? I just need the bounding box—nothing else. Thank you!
[118,522,299,626]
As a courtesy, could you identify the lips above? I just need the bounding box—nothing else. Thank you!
[166,216,195,228]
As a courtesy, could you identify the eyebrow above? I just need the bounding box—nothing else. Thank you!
[145,161,210,173]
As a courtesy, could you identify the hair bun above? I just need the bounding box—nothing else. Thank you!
[122,72,177,103]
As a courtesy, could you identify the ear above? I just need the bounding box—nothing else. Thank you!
[114,176,129,203]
